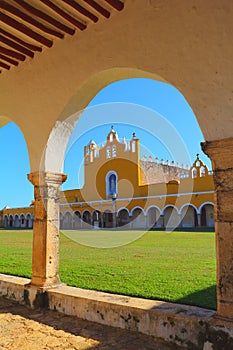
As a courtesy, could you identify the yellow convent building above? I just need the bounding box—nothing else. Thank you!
[0,128,215,231]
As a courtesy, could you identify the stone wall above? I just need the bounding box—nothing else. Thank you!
[140,160,189,185]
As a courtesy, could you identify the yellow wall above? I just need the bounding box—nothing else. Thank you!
[0,130,214,227]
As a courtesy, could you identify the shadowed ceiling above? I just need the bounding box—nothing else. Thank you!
[0,0,124,73]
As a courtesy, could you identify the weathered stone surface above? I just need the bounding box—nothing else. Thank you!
[140,160,189,185]
[27,171,67,289]
[2,274,233,349]
[0,297,180,350]
[202,138,233,321]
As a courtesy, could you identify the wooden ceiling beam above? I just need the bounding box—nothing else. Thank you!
[40,0,86,31]
[62,0,98,23]
[0,53,18,66]
[0,34,34,58]
[0,28,42,52]
[0,12,53,47]
[0,46,26,61]
[0,1,64,39]
[83,0,110,18]
[15,0,75,36]
[104,0,124,11]
[0,60,10,70]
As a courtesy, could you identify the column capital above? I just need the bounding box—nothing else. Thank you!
[202,138,233,192]
[27,171,67,186]
[201,137,233,169]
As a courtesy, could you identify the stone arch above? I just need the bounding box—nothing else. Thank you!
[25,213,33,229]
[162,205,180,230]
[44,68,194,174]
[19,214,26,228]
[62,212,73,229]
[117,207,130,217]
[200,203,215,228]
[73,211,81,229]
[180,204,198,228]
[179,203,199,215]
[131,206,145,229]
[130,206,145,217]
[103,210,113,229]
[146,206,161,229]
[92,210,101,228]
[13,214,20,228]
[118,208,130,227]
[9,214,14,228]
[4,215,8,227]
[82,210,91,228]
[2,1,233,175]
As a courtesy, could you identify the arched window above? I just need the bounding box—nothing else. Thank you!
[112,145,116,157]
[106,171,118,197]
[200,166,206,177]
[192,168,197,178]
[109,174,116,194]
[106,146,111,158]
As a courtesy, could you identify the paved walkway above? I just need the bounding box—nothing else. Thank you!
[0,297,183,350]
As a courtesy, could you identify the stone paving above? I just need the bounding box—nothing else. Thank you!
[0,297,184,350]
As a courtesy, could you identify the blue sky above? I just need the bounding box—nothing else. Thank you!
[0,78,211,209]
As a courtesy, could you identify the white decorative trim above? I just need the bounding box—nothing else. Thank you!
[198,202,214,213]
[161,205,179,215]
[130,206,145,216]
[82,210,91,219]
[145,205,161,216]
[117,207,130,217]
[178,203,199,215]
[61,190,214,207]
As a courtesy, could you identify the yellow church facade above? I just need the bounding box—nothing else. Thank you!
[0,128,214,231]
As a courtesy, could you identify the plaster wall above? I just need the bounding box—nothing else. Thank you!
[0,0,232,171]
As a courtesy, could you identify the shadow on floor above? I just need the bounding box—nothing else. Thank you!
[0,297,183,350]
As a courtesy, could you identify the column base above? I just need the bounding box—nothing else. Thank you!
[28,276,65,291]
[210,314,233,329]
[23,279,66,309]
[216,301,233,323]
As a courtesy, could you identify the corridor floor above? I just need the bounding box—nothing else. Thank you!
[0,297,184,350]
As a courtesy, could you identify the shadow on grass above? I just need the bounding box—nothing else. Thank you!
[175,285,217,310]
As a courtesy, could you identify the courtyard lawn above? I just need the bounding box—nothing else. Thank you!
[0,230,216,309]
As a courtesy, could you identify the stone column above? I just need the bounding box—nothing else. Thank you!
[202,138,233,320]
[28,171,67,289]
[178,214,183,228]
[197,213,201,227]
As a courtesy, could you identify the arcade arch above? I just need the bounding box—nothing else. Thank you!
[1,0,233,322]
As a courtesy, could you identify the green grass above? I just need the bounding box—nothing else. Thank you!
[0,230,216,309]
